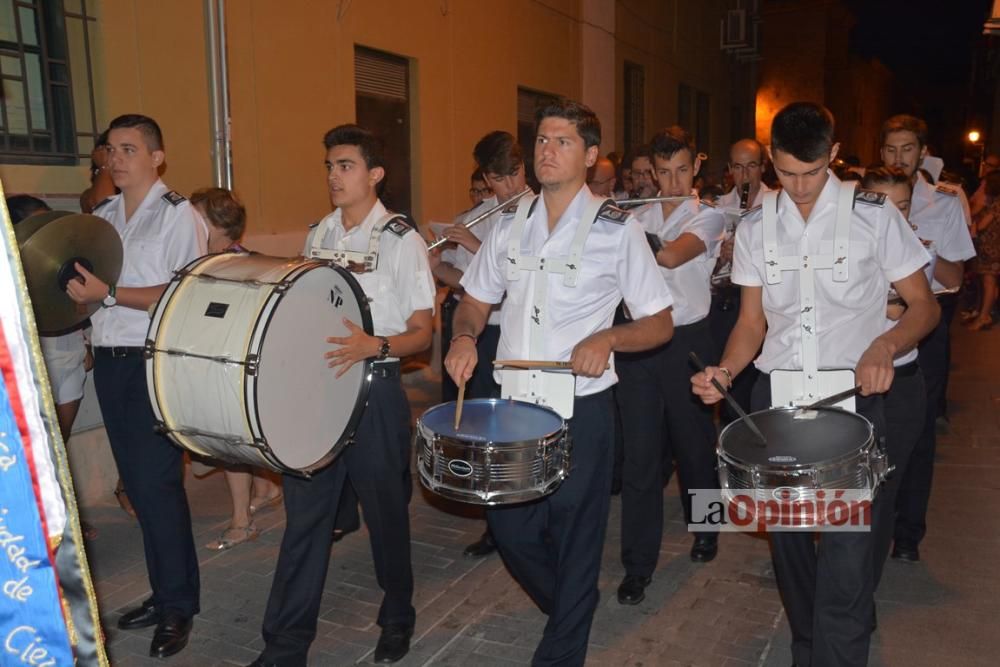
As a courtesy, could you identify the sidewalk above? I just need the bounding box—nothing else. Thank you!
[80,322,1000,666]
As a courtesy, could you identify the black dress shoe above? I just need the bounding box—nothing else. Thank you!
[373,624,413,663]
[149,612,192,659]
[891,542,920,562]
[616,575,652,605]
[462,531,496,558]
[690,535,719,563]
[117,598,160,630]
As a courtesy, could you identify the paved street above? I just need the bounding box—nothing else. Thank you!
[80,320,1000,666]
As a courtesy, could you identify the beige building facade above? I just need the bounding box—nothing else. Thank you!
[3,0,755,250]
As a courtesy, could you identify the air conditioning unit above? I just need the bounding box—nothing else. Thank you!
[721,9,748,50]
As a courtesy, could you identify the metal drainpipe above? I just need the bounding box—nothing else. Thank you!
[205,0,233,189]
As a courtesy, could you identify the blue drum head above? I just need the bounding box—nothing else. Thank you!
[420,398,564,443]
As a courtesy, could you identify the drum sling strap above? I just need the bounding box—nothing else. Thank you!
[764,181,858,410]
[500,194,609,419]
[306,211,407,271]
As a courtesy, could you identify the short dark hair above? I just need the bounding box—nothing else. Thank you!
[861,166,911,193]
[470,169,486,185]
[191,188,246,242]
[534,99,601,149]
[625,144,653,169]
[880,114,928,148]
[650,126,696,163]
[5,195,50,224]
[770,102,835,163]
[473,131,523,176]
[323,124,385,170]
[108,114,164,151]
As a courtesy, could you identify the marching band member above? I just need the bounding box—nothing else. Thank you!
[859,167,931,587]
[446,99,673,666]
[248,125,435,666]
[710,138,774,419]
[66,114,206,658]
[616,126,725,608]
[692,102,938,666]
[878,114,976,563]
[433,130,531,558]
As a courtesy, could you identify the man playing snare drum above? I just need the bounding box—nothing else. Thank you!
[247,125,435,666]
[691,102,938,667]
[446,99,674,666]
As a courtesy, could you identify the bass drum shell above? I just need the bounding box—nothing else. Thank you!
[145,252,372,473]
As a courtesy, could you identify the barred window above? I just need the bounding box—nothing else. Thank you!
[0,0,99,165]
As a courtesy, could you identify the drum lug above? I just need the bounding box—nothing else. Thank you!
[245,354,260,376]
[274,280,293,294]
[143,340,156,359]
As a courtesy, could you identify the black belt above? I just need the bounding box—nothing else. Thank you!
[95,346,143,359]
[894,360,919,378]
[371,361,401,379]
[675,317,711,333]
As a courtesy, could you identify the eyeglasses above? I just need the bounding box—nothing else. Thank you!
[469,187,493,197]
[588,176,615,186]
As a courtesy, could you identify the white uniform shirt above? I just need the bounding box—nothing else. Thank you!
[634,197,725,325]
[462,185,673,397]
[910,172,976,290]
[441,195,503,326]
[717,181,771,212]
[304,199,436,341]
[732,172,930,374]
[91,180,207,347]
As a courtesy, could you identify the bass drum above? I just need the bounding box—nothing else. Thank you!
[145,252,372,474]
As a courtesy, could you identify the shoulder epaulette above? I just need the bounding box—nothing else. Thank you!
[501,196,538,218]
[935,183,959,197]
[308,221,320,229]
[854,189,886,207]
[92,196,115,212]
[162,190,186,207]
[383,216,412,237]
[596,201,629,224]
[698,198,717,209]
[740,204,762,218]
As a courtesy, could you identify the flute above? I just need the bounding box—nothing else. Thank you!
[428,188,533,250]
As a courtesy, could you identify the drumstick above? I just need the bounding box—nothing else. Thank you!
[493,359,611,371]
[454,378,466,430]
[493,359,572,370]
[689,352,767,446]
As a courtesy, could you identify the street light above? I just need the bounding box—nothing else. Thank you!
[968,130,982,143]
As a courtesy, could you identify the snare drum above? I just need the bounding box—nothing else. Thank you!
[145,252,372,474]
[717,407,889,526]
[416,398,570,505]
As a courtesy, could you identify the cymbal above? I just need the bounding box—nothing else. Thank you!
[14,210,73,245]
[18,213,123,334]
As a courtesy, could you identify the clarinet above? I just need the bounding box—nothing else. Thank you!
[738,181,751,210]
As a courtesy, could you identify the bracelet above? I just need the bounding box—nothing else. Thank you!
[718,366,733,387]
[450,333,477,344]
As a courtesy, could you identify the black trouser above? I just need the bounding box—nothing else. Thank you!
[753,374,885,667]
[616,319,719,578]
[894,294,957,549]
[708,289,758,424]
[440,296,501,402]
[260,367,414,666]
[874,362,924,588]
[93,347,199,617]
[487,390,614,667]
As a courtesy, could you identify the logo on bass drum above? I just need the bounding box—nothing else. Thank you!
[447,459,473,478]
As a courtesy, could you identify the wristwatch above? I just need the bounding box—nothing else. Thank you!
[375,336,391,361]
[102,284,117,308]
